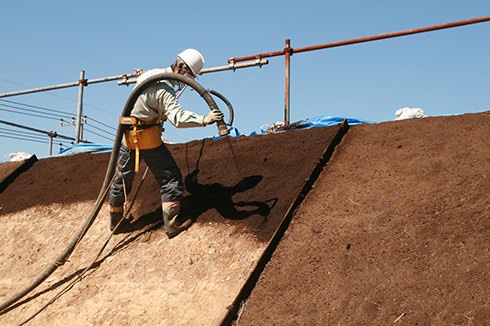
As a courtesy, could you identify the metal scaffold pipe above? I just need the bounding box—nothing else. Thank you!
[228,15,490,63]
[284,39,291,126]
[117,59,269,86]
[0,60,269,97]
[0,72,140,98]
[201,59,269,74]
[294,15,490,54]
[226,15,490,126]
[75,70,85,143]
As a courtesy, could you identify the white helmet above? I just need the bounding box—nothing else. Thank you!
[178,49,205,76]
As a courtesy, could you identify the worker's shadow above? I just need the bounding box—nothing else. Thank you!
[127,139,276,231]
[127,169,277,232]
[180,169,277,222]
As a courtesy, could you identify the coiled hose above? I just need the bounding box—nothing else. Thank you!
[0,72,226,314]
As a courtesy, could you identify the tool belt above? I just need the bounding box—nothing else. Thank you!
[119,116,163,172]
[119,116,163,151]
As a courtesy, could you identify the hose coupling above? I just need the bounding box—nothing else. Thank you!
[217,121,230,136]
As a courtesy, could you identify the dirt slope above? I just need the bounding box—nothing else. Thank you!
[0,126,340,325]
[0,155,37,193]
[1,112,488,325]
[238,111,490,325]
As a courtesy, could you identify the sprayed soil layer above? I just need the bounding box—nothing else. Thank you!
[0,156,38,193]
[0,161,23,183]
[238,111,490,325]
[0,126,340,325]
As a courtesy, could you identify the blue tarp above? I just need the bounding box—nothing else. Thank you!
[58,143,113,155]
[305,115,371,127]
[58,116,371,156]
[222,115,371,137]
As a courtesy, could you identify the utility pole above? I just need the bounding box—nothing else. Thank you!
[75,70,86,143]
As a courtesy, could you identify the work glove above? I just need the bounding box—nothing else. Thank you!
[204,110,224,125]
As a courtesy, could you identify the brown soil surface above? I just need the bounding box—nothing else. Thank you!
[238,112,490,325]
[0,156,38,194]
[0,126,340,325]
[0,161,23,183]
[1,112,488,325]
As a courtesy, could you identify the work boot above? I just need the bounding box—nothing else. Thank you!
[162,201,192,239]
[110,206,132,234]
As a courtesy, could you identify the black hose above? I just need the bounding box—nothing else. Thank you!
[0,72,223,315]
[209,89,234,126]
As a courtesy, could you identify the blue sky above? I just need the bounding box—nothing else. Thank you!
[1,1,489,161]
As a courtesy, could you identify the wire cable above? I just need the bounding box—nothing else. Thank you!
[0,76,119,118]
[83,127,114,142]
[0,130,50,142]
[0,99,74,116]
[0,134,50,144]
[0,102,73,120]
[0,99,117,135]
[0,127,49,139]
[0,108,65,121]
[0,135,63,145]
[84,123,115,137]
[86,117,117,131]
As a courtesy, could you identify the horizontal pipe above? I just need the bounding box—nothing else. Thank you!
[0,81,81,98]
[117,59,269,86]
[294,15,490,54]
[0,72,140,98]
[228,50,284,64]
[201,59,269,74]
[228,15,490,63]
[0,59,269,97]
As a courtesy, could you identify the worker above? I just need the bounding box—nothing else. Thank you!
[108,48,224,238]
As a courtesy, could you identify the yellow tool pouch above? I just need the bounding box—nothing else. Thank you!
[119,116,163,172]
[120,117,163,151]
[123,125,162,150]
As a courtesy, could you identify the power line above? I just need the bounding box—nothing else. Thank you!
[0,99,117,136]
[1,101,190,144]
[0,119,88,142]
[84,122,115,137]
[0,102,73,119]
[86,117,117,131]
[0,76,119,117]
[0,108,116,143]
[0,129,50,142]
[0,107,63,121]
[0,134,63,145]
[0,98,74,116]
[0,135,48,144]
[0,76,120,118]
[84,127,114,142]
[0,127,47,138]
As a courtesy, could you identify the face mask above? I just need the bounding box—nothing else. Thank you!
[177,62,195,79]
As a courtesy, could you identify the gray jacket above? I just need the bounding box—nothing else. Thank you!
[131,68,206,128]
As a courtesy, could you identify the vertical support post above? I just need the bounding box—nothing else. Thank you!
[48,135,53,156]
[75,70,85,143]
[284,39,291,126]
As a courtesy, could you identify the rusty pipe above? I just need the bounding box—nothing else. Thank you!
[284,39,291,126]
[228,15,490,63]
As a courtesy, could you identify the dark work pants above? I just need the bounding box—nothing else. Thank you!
[108,143,184,207]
